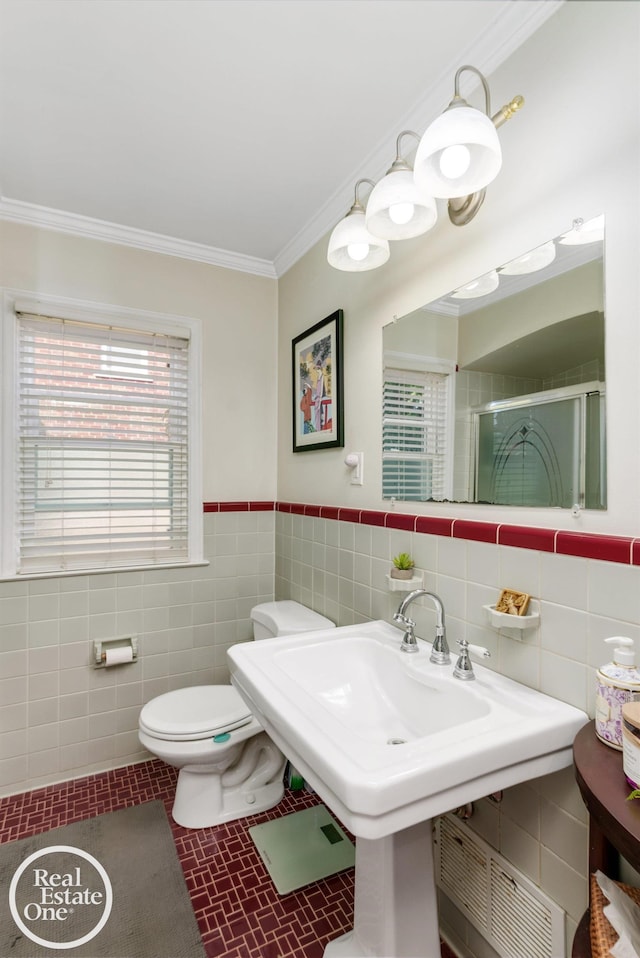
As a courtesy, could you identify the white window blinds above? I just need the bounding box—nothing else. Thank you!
[16,313,190,574]
[383,366,451,501]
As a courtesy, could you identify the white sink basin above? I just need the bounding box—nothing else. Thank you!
[228,620,588,840]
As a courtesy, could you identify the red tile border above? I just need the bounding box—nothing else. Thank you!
[359,510,387,527]
[453,520,498,544]
[203,502,637,565]
[385,513,416,531]
[498,524,557,553]
[415,516,454,537]
[338,508,361,523]
[556,531,634,563]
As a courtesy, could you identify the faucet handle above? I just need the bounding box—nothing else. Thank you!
[393,611,415,628]
[466,641,490,660]
[453,639,490,680]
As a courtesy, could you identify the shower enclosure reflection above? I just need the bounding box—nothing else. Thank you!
[382,217,606,509]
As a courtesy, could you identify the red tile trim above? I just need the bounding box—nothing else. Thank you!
[556,531,634,563]
[453,520,499,544]
[415,516,454,537]
[203,502,636,565]
[337,508,360,523]
[385,513,416,531]
[360,510,388,527]
[498,524,557,553]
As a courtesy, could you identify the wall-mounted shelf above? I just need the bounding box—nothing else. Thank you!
[386,573,423,592]
[483,600,540,632]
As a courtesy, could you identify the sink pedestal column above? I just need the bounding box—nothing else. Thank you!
[324,819,440,958]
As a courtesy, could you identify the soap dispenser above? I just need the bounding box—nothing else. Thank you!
[595,637,640,749]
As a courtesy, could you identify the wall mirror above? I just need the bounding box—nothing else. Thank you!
[382,216,606,509]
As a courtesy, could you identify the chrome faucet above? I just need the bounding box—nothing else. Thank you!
[393,589,450,663]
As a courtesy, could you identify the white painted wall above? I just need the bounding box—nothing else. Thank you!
[277,0,640,537]
[0,220,279,502]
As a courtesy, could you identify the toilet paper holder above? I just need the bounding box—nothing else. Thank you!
[93,636,138,668]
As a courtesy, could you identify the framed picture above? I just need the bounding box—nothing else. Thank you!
[292,309,344,452]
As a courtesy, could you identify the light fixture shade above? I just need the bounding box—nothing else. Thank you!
[327,209,390,271]
[451,269,499,299]
[365,168,437,240]
[414,106,502,198]
[500,240,556,275]
[559,214,605,246]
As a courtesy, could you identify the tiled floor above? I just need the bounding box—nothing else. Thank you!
[0,759,456,958]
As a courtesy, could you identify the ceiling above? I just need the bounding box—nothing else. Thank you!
[0,0,562,277]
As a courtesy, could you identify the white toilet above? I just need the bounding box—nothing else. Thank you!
[138,600,334,828]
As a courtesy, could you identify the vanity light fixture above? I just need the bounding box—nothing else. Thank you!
[327,65,523,271]
[559,214,605,246]
[451,269,499,299]
[499,239,556,275]
[327,179,390,272]
[364,131,438,241]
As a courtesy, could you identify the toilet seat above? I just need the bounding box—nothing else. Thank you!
[139,686,253,741]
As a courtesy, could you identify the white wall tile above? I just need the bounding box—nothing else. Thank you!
[540,553,588,610]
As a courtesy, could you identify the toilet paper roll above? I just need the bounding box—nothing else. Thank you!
[104,645,134,666]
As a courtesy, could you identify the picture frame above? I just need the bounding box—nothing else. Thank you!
[292,309,344,452]
[495,588,531,616]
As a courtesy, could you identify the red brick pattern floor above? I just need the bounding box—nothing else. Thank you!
[0,759,456,958]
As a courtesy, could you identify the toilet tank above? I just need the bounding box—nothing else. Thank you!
[250,600,335,641]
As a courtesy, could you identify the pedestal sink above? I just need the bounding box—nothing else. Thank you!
[228,620,587,958]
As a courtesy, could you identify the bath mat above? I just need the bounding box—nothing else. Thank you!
[249,804,355,894]
[0,800,205,957]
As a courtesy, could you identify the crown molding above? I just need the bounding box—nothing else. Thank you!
[0,197,278,279]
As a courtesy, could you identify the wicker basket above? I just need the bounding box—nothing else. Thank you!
[590,873,640,958]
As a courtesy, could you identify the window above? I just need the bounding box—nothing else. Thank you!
[1,292,202,576]
[382,359,454,502]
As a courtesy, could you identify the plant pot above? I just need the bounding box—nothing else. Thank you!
[390,568,414,580]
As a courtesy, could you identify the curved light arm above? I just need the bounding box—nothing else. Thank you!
[349,178,377,214]
[452,64,492,115]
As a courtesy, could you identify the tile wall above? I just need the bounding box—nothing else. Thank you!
[274,502,640,954]
[0,508,275,797]
[3,498,640,956]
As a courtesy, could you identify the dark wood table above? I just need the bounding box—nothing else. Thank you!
[572,721,640,956]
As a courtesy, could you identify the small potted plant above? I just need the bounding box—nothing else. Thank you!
[390,552,415,580]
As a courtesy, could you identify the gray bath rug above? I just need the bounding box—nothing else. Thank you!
[0,800,205,958]
[249,804,355,894]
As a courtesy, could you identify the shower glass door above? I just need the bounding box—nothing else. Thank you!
[475,386,605,508]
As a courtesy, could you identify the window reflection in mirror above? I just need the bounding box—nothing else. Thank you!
[382,216,605,509]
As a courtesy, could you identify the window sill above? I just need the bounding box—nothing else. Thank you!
[0,560,210,583]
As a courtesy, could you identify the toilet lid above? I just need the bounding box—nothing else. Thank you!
[139,686,253,741]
